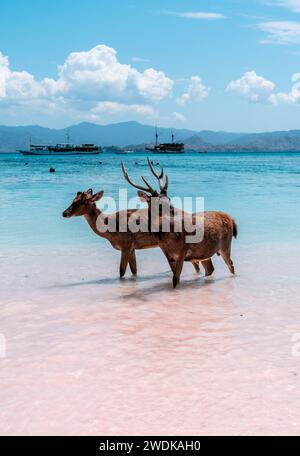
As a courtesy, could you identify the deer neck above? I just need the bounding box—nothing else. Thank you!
[84,206,108,239]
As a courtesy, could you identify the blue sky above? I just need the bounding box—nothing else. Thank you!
[1,0,300,131]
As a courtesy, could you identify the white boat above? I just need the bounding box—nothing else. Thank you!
[19,143,102,155]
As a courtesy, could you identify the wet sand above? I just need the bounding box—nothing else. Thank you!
[1,244,300,435]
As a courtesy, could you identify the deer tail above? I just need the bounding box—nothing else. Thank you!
[232,219,238,239]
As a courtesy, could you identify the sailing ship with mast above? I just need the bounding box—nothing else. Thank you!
[146,127,185,154]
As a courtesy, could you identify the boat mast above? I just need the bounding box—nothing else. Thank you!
[66,130,70,144]
[171,129,174,144]
[155,125,159,147]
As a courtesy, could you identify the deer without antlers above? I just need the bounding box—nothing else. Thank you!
[63,188,156,278]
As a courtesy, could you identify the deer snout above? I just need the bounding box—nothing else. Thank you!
[62,208,72,218]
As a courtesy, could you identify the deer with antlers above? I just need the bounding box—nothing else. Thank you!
[122,160,237,288]
[62,160,214,278]
[121,159,215,277]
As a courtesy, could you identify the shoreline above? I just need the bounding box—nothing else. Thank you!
[3,150,300,155]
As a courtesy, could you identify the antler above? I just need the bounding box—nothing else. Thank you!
[162,174,169,195]
[121,161,158,195]
[147,158,169,195]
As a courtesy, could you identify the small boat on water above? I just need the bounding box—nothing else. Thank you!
[146,127,185,154]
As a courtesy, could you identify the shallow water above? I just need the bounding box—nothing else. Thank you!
[1,152,300,435]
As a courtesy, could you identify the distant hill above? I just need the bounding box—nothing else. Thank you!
[184,134,208,147]
[0,121,196,152]
[230,129,300,145]
[191,130,246,145]
[184,131,300,151]
[1,121,300,152]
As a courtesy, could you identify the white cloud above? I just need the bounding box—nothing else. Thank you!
[46,45,173,102]
[0,45,174,124]
[266,1,300,13]
[172,111,185,122]
[135,68,173,102]
[173,12,225,20]
[177,76,209,105]
[271,73,300,103]
[226,71,300,105]
[0,52,43,99]
[226,71,275,102]
[91,102,156,118]
[281,0,300,11]
[259,21,300,44]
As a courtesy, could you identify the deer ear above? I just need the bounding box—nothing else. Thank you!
[137,191,150,204]
[91,191,104,202]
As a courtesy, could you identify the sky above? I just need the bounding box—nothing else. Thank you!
[2,0,300,131]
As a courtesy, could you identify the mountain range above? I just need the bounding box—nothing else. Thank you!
[1,121,300,152]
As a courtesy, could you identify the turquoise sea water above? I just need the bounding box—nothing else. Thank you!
[1,151,300,435]
[1,151,300,248]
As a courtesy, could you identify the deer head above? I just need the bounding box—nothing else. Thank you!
[121,158,172,213]
[62,189,104,218]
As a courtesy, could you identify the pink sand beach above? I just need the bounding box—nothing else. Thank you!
[1,243,300,436]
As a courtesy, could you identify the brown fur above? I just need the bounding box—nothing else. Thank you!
[62,189,211,278]
[121,160,237,288]
[155,210,237,287]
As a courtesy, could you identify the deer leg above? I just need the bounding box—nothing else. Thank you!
[120,250,130,278]
[173,260,184,288]
[169,259,176,274]
[220,247,235,275]
[192,261,200,274]
[172,251,186,288]
[129,250,137,275]
[163,252,177,273]
[202,259,214,277]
